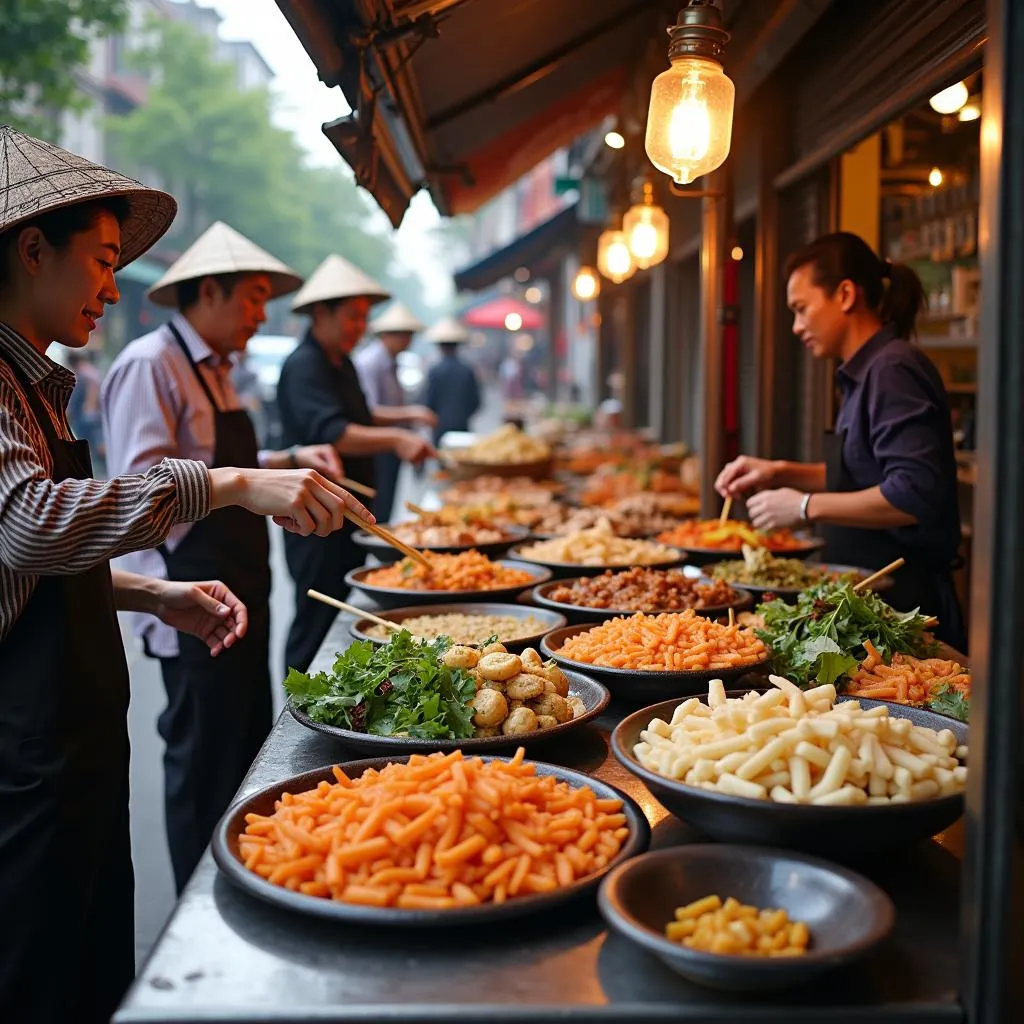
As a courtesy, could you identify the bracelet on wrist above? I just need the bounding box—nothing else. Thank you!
[799,492,812,522]
[287,445,300,469]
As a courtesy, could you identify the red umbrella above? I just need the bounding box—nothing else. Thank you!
[462,296,544,331]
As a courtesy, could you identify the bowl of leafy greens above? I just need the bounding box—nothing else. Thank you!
[284,630,610,755]
[755,579,937,689]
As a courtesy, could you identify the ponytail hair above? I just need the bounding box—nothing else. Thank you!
[784,231,927,339]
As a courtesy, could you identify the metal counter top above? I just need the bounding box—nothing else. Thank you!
[116,609,965,1024]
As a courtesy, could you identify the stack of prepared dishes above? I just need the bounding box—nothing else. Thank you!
[656,520,814,553]
[631,676,968,806]
[579,470,699,510]
[545,569,741,613]
[420,500,552,530]
[530,503,684,539]
[556,610,767,674]
[362,611,553,646]
[441,479,561,510]
[708,546,846,590]
[286,632,589,740]
[451,424,551,464]
[386,520,511,548]
[361,551,536,592]
[514,519,683,569]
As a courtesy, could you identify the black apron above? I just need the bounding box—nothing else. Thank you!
[157,324,272,892]
[820,430,967,652]
[373,450,401,522]
[0,361,134,1022]
[283,351,375,676]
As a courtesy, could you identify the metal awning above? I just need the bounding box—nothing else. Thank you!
[275,0,832,225]
[453,204,581,292]
[276,0,680,224]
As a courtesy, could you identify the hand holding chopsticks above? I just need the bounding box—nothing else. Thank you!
[341,510,433,570]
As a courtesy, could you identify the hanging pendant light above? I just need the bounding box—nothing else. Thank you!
[645,0,735,185]
[597,228,636,284]
[623,178,670,269]
[572,265,601,301]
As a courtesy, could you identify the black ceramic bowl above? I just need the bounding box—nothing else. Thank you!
[288,667,610,755]
[611,696,968,855]
[344,561,552,611]
[213,755,650,926]
[347,602,567,654]
[678,536,827,568]
[702,561,894,605]
[352,524,531,565]
[598,845,895,991]
[505,542,688,580]
[530,575,753,627]
[540,623,770,704]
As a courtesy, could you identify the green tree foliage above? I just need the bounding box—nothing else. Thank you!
[106,17,424,308]
[0,0,127,137]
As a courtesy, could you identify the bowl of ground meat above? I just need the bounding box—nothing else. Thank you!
[531,568,753,625]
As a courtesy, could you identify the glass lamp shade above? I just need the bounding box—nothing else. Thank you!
[623,195,670,269]
[645,56,735,185]
[596,229,636,284]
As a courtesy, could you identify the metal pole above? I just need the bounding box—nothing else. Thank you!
[961,0,1024,1019]
[698,166,730,517]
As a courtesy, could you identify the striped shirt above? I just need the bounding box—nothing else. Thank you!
[0,320,211,642]
[101,313,269,657]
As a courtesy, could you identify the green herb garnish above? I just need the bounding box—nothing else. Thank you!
[756,579,937,688]
[284,630,477,739]
[927,685,970,722]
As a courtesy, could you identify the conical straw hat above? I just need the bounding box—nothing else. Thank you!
[147,221,303,307]
[372,302,424,335]
[423,315,470,344]
[291,254,390,314]
[0,124,176,268]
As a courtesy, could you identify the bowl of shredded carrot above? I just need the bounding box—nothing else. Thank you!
[213,748,650,924]
[346,553,552,609]
[540,612,770,702]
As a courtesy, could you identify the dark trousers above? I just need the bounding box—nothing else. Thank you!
[284,529,364,676]
[157,617,272,893]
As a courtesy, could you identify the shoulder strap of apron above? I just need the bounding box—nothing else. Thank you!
[166,321,223,413]
[4,356,64,451]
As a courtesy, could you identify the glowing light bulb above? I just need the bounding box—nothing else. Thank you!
[929,81,969,115]
[504,312,523,331]
[604,131,625,149]
[929,167,943,188]
[572,266,600,302]
[597,229,636,284]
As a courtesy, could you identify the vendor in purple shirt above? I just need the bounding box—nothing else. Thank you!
[717,231,966,652]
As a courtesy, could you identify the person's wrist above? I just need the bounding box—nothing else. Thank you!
[800,493,815,523]
[287,445,301,469]
[208,467,247,509]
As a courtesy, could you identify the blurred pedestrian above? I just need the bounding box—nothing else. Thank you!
[67,349,104,472]
[353,301,436,519]
[423,315,481,446]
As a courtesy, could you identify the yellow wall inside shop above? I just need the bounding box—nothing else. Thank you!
[839,134,880,251]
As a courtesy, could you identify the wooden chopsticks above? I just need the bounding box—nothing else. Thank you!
[853,558,905,592]
[337,477,376,499]
[342,510,432,570]
[719,497,733,525]
[306,590,399,632]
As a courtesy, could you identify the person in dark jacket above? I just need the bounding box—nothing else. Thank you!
[422,315,481,445]
[716,231,966,651]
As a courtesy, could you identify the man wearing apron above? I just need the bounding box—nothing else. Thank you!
[716,231,966,652]
[277,255,435,675]
[353,301,437,520]
[102,222,347,892]
[0,127,371,1022]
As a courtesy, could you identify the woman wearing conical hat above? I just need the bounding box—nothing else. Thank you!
[101,222,354,896]
[0,126,373,1022]
[277,256,436,674]
[353,301,438,519]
